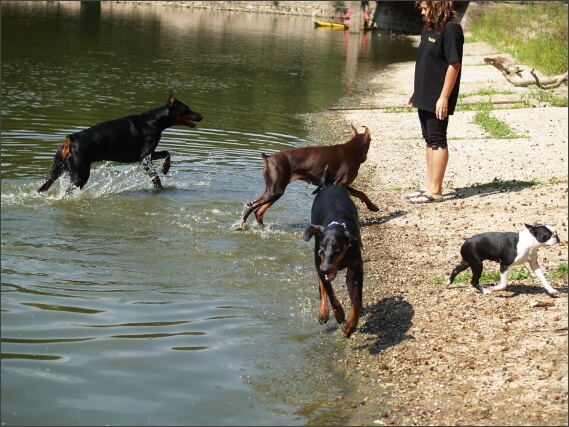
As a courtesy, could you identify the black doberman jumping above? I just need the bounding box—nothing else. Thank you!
[38,91,203,193]
[304,169,364,338]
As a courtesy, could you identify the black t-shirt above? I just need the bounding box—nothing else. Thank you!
[412,22,464,114]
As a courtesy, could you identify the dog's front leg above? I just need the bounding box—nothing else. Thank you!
[317,277,330,324]
[528,257,558,296]
[142,155,162,188]
[151,150,171,174]
[343,267,363,338]
[318,276,345,325]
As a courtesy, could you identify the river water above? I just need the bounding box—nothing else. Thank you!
[1,2,417,425]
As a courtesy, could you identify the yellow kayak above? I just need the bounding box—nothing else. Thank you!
[314,21,349,30]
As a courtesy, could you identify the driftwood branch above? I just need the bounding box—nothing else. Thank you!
[328,100,523,111]
[484,56,568,89]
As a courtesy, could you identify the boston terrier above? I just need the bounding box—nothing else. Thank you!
[446,224,561,296]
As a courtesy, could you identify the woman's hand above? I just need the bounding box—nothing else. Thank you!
[435,97,449,120]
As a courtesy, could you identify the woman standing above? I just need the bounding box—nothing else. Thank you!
[407,1,464,204]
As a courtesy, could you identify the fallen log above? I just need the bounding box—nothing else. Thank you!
[484,56,568,89]
[328,99,524,111]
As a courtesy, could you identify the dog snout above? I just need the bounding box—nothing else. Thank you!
[179,112,203,127]
[319,262,337,281]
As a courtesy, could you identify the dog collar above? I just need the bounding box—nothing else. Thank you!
[327,221,346,229]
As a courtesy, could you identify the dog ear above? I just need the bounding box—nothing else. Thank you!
[343,230,363,248]
[304,224,325,241]
[168,90,177,106]
[524,223,535,233]
[351,123,357,136]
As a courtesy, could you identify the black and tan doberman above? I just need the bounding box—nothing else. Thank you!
[304,172,364,338]
[38,91,203,193]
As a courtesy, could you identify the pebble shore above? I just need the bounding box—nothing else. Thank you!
[304,36,568,426]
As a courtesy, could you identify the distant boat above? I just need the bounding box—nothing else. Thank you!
[314,21,349,30]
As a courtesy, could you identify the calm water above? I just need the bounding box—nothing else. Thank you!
[1,2,417,425]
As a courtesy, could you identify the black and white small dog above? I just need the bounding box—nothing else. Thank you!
[446,224,561,296]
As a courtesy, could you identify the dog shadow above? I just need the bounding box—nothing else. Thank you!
[445,282,567,297]
[446,179,538,200]
[359,210,406,227]
[490,283,568,298]
[352,295,414,354]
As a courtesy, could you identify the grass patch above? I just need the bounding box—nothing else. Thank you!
[550,262,569,280]
[470,178,538,190]
[532,88,569,107]
[468,2,568,76]
[459,88,516,98]
[472,107,521,139]
[548,176,569,184]
[382,106,414,113]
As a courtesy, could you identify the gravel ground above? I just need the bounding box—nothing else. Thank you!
[303,38,568,426]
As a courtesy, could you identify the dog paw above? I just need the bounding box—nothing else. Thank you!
[342,325,355,338]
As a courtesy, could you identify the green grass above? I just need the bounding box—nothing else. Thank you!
[473,110,521,139]
[532,87,569,107]
[550,262,569,280]
[467,2,568,76]
[459,88,516,98]
[470,177,538,190]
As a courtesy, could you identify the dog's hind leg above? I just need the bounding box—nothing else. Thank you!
[253,200,278,225]
[38,137,70,193]
[469,260,490,295]
[66,159,91,193]
[242,152,290,225]
[242,194,282,226]
[446,259,470,286]
[345,186,379,212]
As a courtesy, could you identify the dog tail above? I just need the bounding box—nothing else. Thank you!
[312,164,330,195]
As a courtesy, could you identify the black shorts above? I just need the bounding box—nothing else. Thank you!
[418,109,449,150]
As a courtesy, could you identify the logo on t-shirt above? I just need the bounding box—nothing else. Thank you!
[428,37,436,43]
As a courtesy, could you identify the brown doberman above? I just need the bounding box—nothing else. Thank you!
[38,91,203,193]
[241,125,378,226]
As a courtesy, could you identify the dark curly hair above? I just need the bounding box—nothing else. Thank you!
[415,1,460,34]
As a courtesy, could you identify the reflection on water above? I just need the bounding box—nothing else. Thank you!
[1,1,417,425]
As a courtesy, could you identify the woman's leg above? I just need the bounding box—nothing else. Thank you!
[411,110,448,201]
[428,145,448,198]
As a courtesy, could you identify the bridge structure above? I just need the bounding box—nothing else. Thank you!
[348,1,470,34]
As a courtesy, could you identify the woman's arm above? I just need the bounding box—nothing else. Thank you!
[436,61,461,119]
